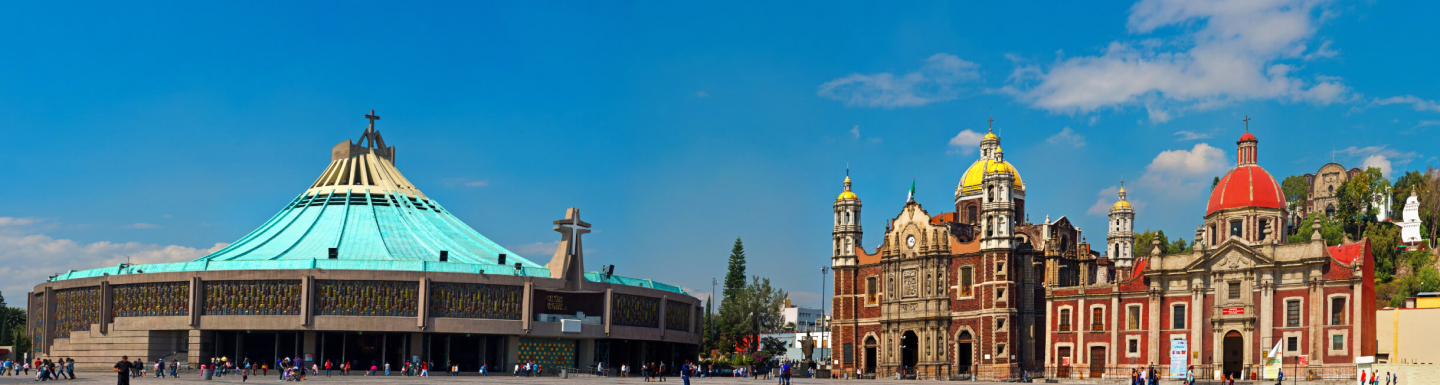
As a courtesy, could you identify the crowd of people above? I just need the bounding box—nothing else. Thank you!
[2,357,75,381]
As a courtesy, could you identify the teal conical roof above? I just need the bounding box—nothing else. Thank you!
[197,121,537,267]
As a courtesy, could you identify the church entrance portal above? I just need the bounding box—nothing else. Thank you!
[900,331,918,376]
[1223,331,1244,378]
[864,336,877,375]
[957,331,973,374]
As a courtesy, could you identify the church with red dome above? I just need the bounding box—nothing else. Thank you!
[1042,126,1376,381]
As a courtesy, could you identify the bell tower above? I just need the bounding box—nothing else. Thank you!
[980,151,1015,251]
[833,172,863,267]
[1108,182,1135,268]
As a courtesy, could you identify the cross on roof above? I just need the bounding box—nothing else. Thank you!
[1243,115,1251,132]
[366,109,381,129]
[553,208,592,256]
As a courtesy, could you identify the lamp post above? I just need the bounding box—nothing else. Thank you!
[711,278,718,345]
[820,266,830,366]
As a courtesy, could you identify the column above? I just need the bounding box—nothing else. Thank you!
[521,282,533,332]
[304,332,317,364]
[1190,283,1201,369]
[1259,273,1273,366]
[1148,290,1161,365]
[1352,278,1361,358]
[1076,297,1086,366]
[659,295,668,338]
[604,288,613,335]
[410,333,424,364]
[301,275,314,326]
[1110,295,1118,366]
[100,280,112,334]
[189,277,203,326]
[417,278,430,329]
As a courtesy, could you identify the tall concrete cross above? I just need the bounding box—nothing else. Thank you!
[362,110,382,148]
[548,208,591,290]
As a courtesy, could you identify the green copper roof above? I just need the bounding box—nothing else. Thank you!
[47,120,689,296]
[194,190,537,266]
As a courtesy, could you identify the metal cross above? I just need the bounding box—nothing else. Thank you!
[1242,115,1250,132]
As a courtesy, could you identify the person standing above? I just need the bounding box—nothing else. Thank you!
[113,356,134,385]
[681,361,692,385]
[1185,366,1195,385]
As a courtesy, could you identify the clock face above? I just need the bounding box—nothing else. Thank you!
[906,235,916,247]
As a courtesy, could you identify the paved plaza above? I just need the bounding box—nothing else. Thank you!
[0,373,1037,385]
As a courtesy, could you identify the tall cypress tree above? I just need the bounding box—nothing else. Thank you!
[722,237,747,301]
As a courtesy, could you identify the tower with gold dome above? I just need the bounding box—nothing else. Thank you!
[955,126,1025,225]
[833,172,862,267]
[1107,182,1136,267]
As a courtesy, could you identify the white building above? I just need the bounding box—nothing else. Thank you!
[758,331,832,364]
[781,299,826,332]
[1401,189,1424,244]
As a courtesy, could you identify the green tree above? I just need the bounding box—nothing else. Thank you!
[1336,167,1389,240]
[723,238,747,303]
[1417,168,1440,248]
[1212,176,1221,192]
[720,276,786,354]
[1166,238,1190,254]
[1134,230,1169,255]
[1364,222,1401,282]
[1281,175,1310,213]
[1287,213,1344,246]
[1392,170,1427,215]
[760,336,788,360]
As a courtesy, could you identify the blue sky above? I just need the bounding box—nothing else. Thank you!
[2,0,1437,308]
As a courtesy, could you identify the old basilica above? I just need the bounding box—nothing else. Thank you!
[828,122,1375,380]
[829,125,1107,379]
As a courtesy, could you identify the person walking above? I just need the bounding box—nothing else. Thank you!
[1276,367,1283,385]
[1185,366,1195,385]
[681,361,693,385]
[385,362,391,376]
[169,360,178,378]
[113,356,134,385]
[660,362,667,382]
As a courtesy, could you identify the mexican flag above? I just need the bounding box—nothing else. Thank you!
[906,179,915,203]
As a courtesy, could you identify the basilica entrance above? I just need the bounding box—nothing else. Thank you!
[864,337,877,374]
[1223,331,1243,378]
[956,331,973,374]
[900,331,918,374]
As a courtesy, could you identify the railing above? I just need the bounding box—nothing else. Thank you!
[1091,322,1105,331]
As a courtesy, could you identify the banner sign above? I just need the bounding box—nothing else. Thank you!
[1263,340,1284,380]
[1169,339,1188,379]
[1222,307,1245,315]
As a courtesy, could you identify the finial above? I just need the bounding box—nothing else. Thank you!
[1243,115,1251,132]
[988,107,994,132]
[846,161,850,177]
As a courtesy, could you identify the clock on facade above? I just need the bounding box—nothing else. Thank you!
[906,235,916,247]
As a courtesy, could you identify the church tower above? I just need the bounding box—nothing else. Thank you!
[980,148,1015,251]
[833,172,862,267]
[1108,182,1135,267]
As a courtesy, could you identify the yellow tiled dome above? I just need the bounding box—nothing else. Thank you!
[1112,200,1132,210]
[957,159,1024,194]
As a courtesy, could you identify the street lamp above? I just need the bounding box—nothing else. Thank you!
[820,266,830,365]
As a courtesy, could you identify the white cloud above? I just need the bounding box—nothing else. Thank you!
[0,226,226,306]
[1303,40,1338,61]
[506,240,561,257]
[1362,155,1392,178]
[442,178,489,188]
[1138,143,1231,198]
[1338,145,1418,178]
[1173,130,1214,141]
[947,130,985,154]
[1046,127,1086,147]
[849,125,861,139]
[818,53,981,108]
[1372,95,1440,112]
[0,217,43,227]
[1006,0,1350,123]
[695,91,710,98]
[122,222,160,229]
[1088,186,1123,216]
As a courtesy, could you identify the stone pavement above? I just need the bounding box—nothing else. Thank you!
[0,373,1031,385]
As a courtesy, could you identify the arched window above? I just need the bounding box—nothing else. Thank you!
[965,206,977,224]
[1328,185,1334,195]
[845,212,851,224]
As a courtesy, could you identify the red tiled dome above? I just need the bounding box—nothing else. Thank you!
[1238,132,1257,142]
[1206,165,1285,215]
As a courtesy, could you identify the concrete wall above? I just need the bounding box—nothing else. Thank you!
[1376,307,1440,364]
[31,268,702,369]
